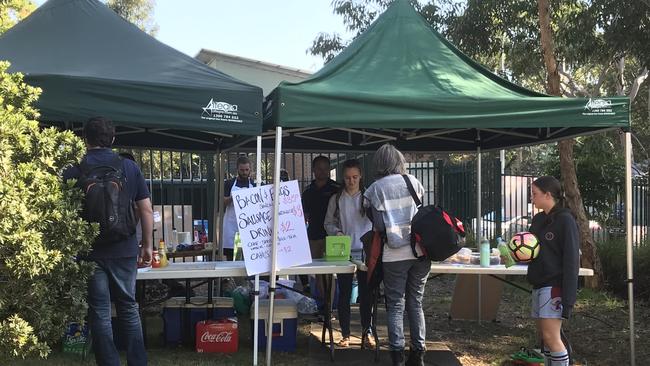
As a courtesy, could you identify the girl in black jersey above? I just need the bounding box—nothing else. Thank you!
[528,176,579,366]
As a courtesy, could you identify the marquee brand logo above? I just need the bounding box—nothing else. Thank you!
[201,98,243,123]
[582,98,615,116]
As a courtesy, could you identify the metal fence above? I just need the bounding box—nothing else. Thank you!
[118,148,650,246]
[117,148,215,244]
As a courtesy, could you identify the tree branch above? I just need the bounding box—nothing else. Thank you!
[594,64,612,96]
[628,67,649,103]
[616,57,625,95]
[559,81,576,97]
[558,69,588,97]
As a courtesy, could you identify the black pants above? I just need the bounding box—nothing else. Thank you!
[337,271,372,337]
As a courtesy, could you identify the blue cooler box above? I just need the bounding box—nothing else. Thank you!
[251,299,297,352]
[163,296,235,345]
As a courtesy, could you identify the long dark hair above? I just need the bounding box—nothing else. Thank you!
[532,176,566,208]
[339,159,366,217]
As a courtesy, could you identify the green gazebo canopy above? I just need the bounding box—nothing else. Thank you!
[263,0,629,152]
[0,0,263,151]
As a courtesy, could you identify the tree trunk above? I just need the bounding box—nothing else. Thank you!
[537,0,603,288]
[558,140,604,288]
[616,57,625,96]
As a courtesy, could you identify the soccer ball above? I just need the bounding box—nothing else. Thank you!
[508,232,540,263]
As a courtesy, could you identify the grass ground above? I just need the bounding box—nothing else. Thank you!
[11,276,649,365]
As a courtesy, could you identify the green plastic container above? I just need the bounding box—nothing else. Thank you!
[325,235,351,261]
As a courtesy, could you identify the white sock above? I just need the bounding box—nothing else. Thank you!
[543,346,551,366]
[549,350,569,366]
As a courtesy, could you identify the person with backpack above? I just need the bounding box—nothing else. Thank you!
[364,144,429,366]
[527,176,579,366]
[324,159,374,349]
[64,117,152,366]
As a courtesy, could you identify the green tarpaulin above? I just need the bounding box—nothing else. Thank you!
[0,0,263,151]
[263,0,629,152]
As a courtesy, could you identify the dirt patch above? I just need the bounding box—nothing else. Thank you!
[422,275,649,365]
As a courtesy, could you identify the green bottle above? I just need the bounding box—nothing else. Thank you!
[479,237,490,267]
[497,237,516,268]
[234,232,242,261]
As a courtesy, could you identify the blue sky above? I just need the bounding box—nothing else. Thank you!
[33,0,353,72]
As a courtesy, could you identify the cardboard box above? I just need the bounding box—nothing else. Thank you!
[153,205,193,244]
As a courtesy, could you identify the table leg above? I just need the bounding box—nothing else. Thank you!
[318,274,335,361]
[477,275,483,325]
[184,279,191,346]
[326,274,335,361]
[488,274,532,294]
[207,278,214,320]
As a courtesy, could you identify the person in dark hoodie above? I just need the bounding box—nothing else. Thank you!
[527,176,579,366]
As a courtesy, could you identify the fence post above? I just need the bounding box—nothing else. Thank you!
[436,159,444,207]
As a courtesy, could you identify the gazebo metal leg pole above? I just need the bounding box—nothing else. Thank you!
[476,146,482,324]
[216,152,225,298]
[211,150,220,260]
[210,149,222,300]
[625,131,636,366]
[254,136,262,366]
[217,153,225,262]
[266,127,283,366]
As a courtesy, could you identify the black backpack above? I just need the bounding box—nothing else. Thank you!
[78,155,137,244]
[402,175,465,261]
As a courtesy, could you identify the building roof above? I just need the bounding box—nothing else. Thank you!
[196,49,312,79]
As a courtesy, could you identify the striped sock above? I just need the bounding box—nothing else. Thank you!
[549,350,569,366]
[543,347,551,366]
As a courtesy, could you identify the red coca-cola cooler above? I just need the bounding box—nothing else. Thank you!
[195,319,238,353]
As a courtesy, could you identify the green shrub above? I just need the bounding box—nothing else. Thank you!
[0,61,97,360]
[597,238,650,301]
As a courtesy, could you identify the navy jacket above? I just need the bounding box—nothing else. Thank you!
[527,207,580,319]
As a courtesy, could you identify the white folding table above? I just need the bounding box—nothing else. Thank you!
[136,259,356,360]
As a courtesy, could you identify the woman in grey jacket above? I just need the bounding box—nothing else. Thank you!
[324,159,374,348]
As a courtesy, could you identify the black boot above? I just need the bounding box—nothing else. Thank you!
[406,349,425,366]
[390,350,405,366]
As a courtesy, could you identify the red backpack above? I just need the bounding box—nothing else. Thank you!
[402,175,465,261]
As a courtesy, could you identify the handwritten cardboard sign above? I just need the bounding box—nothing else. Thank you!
[231,180,312,276]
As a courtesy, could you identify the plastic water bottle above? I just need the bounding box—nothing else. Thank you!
[170,228,177,252]
[497,236,516,268]
[479,237,490,267]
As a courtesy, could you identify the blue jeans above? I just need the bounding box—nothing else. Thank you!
[382,259,430,351]
[88,257,147,366]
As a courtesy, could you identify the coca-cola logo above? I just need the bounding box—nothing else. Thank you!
[200,331,233,343]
